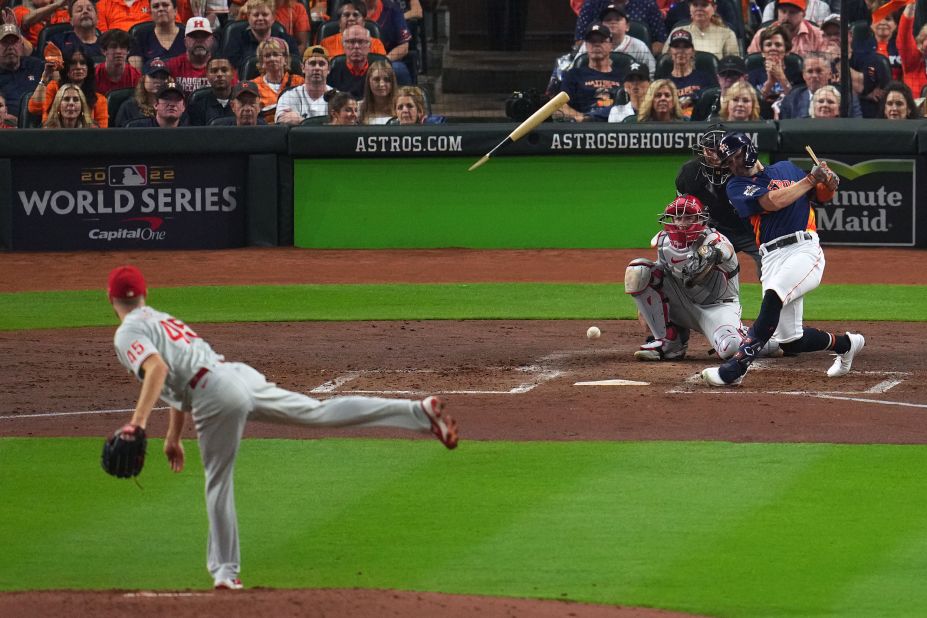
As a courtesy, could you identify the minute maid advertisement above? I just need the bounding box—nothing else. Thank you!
[786,155,916,246]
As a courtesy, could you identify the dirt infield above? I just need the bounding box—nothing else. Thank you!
[2,247,926,616]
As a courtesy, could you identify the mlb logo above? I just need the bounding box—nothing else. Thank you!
[108,165,148,187]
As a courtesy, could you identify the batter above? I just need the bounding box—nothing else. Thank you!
[701,132,865,386]
[626,194,772,361]
[106,265,458,590]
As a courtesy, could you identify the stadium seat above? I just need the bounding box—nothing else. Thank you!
[238,54,304,80]
[18,91,40,128]
[128,21,157,47]
[570,51,636,77]
[654,51,719,80]
[313,18,381,45]
[106,87,135,124]
[209,116,237,125]
[628,20,651,47]
[692,85,721,120]
[34,23,75,58]
[300,114,328,125]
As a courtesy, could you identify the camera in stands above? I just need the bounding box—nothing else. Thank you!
[505,90,542,122]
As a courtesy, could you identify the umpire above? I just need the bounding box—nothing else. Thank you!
[676,125,761,276]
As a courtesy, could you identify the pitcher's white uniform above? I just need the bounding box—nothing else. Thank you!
[114,306,435,586]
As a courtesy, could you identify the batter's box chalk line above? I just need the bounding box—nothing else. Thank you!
[308,348,629,396]
[671,368,925,409]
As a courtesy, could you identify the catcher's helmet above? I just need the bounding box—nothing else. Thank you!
[694,124,730,186]
[659,194,708,249]
[717,131,758,168]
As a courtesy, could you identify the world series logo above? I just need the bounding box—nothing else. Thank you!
[80,165,176,186]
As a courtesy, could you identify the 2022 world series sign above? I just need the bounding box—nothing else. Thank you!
[11,157,246,250]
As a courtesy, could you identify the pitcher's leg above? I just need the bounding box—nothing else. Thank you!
[194,394,249,584]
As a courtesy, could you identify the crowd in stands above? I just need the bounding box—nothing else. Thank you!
[554,0,927,122]
[0,0,436,128]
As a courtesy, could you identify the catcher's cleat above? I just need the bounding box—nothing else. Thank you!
[421,396,458,450]
[827,332,865,378]
[701,366,744,387]
[214,578,243,590]
[634,338,687,361]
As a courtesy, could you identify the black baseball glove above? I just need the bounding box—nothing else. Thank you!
[682,242,721,288]
[101,424,147,478]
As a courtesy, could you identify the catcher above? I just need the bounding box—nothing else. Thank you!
[625,194,777,361]
[101,265,458,590]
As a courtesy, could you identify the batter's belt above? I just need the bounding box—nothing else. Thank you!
[189,367,210,389]
[759,232,813,256]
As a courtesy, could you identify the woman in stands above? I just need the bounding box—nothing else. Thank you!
[809,85,840,118]
[719,80,760,121]
[358,59,397,124]
[326,90,358,124]
[273,0,310,56]
[393,85,425,124]
[898,2,927,102]
[879,81,921,119]
[666,0,738,59]
[114,59,172,126]
[29,46,108,127]
[128,0,185,70]
[0,94,15,128]
[252,37,304,123]
[664,30,716,118]
[747,24,794,107]
[636,78,686,121]
[43,83,96,128]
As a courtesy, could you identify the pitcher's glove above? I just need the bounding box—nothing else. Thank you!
[101,424,147,478]
[682,243,720,288]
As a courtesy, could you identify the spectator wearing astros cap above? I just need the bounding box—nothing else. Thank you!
[165,17,216,97]
[115,58,173,126]
[665,29,717,118]
[128,79,189,126]
[747,0,826,56]
[229,79,267,125]
[559,23,628,122]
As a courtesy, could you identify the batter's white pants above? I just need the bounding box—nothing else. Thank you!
[760,233,825,343]
[188,362,432,583]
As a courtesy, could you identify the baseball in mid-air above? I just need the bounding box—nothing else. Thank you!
[586,326,601,339]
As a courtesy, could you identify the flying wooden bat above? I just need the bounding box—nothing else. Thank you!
[468,91,571,172]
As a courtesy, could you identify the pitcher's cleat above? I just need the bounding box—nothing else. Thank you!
[827,332,865,378]
[214,578,243,590]
[421,396,459,449]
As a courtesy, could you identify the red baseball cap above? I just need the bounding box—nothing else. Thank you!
[108,265,147,300]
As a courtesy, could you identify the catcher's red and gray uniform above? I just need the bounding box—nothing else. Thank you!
[624,195,747,360]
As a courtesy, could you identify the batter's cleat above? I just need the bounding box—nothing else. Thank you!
[701,366,744,387]
[827,332,865,378]
[214,578,243,590]
[421,396,458,450]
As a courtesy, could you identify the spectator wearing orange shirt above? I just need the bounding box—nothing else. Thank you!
[274,0,310,56]
[320,1,387,57]
[96,0,152,32]
[898,2,927,101]
[14,0,70,48]
[251,36,303,122]
[29,45,109,127]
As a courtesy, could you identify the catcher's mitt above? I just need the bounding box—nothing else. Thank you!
[101,424,147,478]
[681,242,720,288]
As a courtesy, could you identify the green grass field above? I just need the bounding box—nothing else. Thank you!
[2,439,927,617]
[0,282,924,330]
[3,282,926,616]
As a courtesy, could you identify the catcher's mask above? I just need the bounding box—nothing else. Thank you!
[694,125,730,186]
[660,194,708,249]
[717,131,758,169]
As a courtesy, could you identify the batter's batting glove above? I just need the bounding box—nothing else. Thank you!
[808,164,830,183]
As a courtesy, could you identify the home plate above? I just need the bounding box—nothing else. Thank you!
[574,379,650,386]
